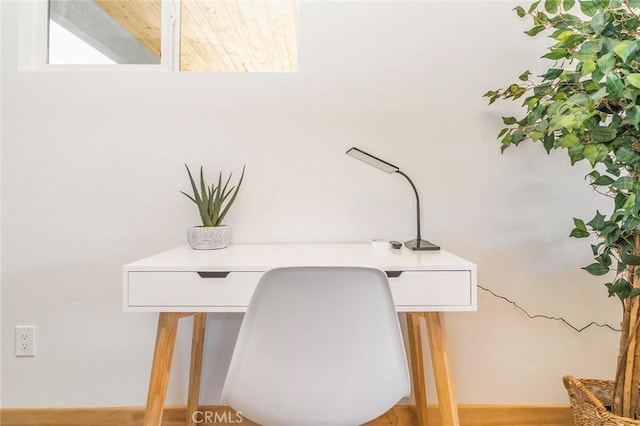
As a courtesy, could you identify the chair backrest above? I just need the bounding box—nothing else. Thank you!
[221,266,410,426]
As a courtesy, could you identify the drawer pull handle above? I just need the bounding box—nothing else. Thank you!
[197,272,230,278]
[385,271,403,278]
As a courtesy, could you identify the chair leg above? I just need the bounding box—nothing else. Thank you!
[425,312,460,426]
[186,313,207,426]
[406,312,429,426]
[144,312,180,426]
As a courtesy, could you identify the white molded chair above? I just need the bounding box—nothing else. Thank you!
[221,266,411,426]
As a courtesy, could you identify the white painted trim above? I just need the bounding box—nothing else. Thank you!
[36,0,48,70]
[162,0,181,71]
[16,1,41,70]
[35,64,171,72]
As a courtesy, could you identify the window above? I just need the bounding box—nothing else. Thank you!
[48,0,161,66]
[46,0,298,72]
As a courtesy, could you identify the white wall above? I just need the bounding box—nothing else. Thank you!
[1,0,622,408]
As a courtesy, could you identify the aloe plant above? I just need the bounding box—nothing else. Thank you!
[181,164,245,227]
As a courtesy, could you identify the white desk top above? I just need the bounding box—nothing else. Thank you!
[124,243,477,273]
[124,243,477,312]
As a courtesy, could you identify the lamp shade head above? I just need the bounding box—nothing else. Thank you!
[346,147,399,174]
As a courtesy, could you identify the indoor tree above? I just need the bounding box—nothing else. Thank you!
[485,0,640,418]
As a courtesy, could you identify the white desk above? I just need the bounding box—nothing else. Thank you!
[123,243,477,426]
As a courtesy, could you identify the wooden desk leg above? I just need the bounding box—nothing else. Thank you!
[186,313,207,426]
[406,312,429,426]
[143,313,180,426]
[425,312,460,426]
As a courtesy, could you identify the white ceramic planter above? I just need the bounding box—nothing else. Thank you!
[187,225,230,250]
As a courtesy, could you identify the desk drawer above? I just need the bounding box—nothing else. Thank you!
[389,270,471,308]
[127,271,262,308]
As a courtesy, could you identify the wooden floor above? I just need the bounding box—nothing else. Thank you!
[0,404,575,426]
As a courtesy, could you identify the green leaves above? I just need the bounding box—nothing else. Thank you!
[579,0,598,17]
[606,74,625,97]
[607,279,631,300]
[597,53,616,75]
[560,133,580,148]
[519,71,532,81]
[526,25,546,37]
[542,68,564,80]
[549,112,582,132]
[181,164,246,227]
[583,263,610,276]
[590,127,617,143]
[624,106,640,130]
[613,176,636,191]
[486,0,640,302]
[545,0,560,13]
[614,41,639,63]
[587,211,606,230]
[571,218,590,238]
[622,252,640,265]
[627,74,640,89]
[543,48,569,60]
[581,60,597,76]
[529,1,542,12]
[583,144,609,166]
[568,143,585,165]
[593,175,615,185]
[590,12,607,35]
[589,86,608,101]
[483,90,500,104]
[615,146,636,164]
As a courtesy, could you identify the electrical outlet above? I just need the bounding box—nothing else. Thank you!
[15,326,35,357]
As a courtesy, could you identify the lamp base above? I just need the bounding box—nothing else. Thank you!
[404,239,440,251]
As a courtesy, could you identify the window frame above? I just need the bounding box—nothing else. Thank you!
[36,0,181,71]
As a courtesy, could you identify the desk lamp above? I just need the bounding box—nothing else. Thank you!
[346,147,440,251]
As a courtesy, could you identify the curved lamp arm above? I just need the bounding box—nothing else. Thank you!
[346,147,440,251]
[396,171,421,242]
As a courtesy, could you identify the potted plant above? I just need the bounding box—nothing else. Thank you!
[486,0,640,422]
[181,164,245,250]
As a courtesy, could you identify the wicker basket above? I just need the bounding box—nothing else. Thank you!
[563,375,640,425]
